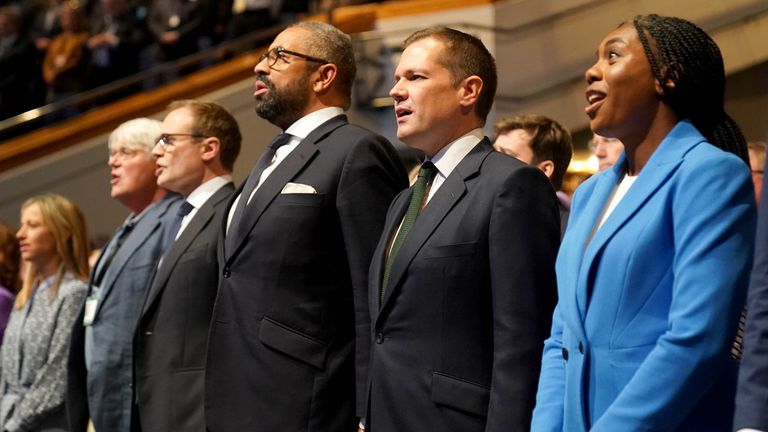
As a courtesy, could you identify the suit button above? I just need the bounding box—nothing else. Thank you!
[562,348,569,361]
[375,333,384,344]
[579,342,584,354]
[223,267,231,278]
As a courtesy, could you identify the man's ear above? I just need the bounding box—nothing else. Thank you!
[458,75,483,109]
[537,160,555,180]
[313,63,338,93]
[200,137,220,163]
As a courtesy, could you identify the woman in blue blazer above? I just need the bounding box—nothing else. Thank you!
[532,15,756,431]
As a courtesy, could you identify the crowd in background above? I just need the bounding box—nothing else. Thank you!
[0,0,312,121]
[1,11,768,432]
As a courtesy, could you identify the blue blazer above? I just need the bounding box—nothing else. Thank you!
[532,121,756,431]
[68,193,181,432]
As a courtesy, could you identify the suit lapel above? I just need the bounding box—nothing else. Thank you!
[576,121,703,317]
[94,196,175,318]
[369,189,410,317]
[142,184,233,316]
[378,140,488,314]
[225,115,347,262]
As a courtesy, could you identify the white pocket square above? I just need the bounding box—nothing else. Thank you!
[281,182,317,194]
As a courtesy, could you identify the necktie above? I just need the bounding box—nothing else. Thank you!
[93,219,135,287]
[227,133,293,248]
[163,201,195,253]
[381,162,438,302]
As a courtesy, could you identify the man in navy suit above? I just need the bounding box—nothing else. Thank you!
[68,118,181,432]
[365,27,560,432]
[204,22,407,432]
[134,100,240,432]
[735,143,768,432]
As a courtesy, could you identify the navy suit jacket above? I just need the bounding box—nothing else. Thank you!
[205,115,407,432]
[68,193,181,432]
[367,138,560,432]
[135,183,233,432]
[734,146,768,431]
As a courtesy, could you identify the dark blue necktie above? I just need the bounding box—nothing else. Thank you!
[163,200,194,253]
[227,133,293,249]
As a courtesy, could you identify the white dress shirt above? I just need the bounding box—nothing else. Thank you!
[176,175,233,240]
[424,128,484,203]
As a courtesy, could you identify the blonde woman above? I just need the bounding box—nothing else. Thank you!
[0,194,89,432]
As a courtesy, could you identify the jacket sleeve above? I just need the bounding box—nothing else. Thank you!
[336,132,408,418]
[486,166,560,432]
[591,155,755,431]
[6,280,87,432]
[734,150,768,430]
[531,302,566,432]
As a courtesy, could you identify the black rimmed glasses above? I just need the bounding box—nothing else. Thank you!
[156,133,208,151]
[258,46,330,69]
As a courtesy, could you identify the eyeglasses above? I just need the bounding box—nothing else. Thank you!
[156,133,207,151]
[109,146,143,160]
[258,46,329,69]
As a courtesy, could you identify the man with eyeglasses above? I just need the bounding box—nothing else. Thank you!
[67,118,181,432]
[204,22,407,432]
[133,100,240,432]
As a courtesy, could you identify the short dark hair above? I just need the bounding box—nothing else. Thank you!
[168,100,242,171]
[291,21,356,109]
[403,27,497,123]
[494,114,573,189]
[633,14,748,165]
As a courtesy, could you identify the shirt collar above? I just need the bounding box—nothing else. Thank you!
[185,175,233,209]
[427,128,484,179]
[284,107,345,139]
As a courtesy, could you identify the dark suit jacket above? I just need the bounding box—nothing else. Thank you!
[68,193,181,432]
[134,183,233,432]
[366,139,560,432]
[205,115,407,432]
[734,153,768,431]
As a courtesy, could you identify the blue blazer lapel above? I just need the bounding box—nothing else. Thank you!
[379,140,487,313]
[577,121,704,316]
[95,195,177,318]
[225,115,347,262]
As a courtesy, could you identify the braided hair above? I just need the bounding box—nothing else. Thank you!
[633,14,749,165]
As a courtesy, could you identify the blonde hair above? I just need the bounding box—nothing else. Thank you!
[16,194,89,309]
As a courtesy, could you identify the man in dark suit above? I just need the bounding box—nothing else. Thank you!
[68,118,181,432]
[734,144,768,432]
[493,114,574,237]
[204,22,407,432]
[366,27,560,432]
[134,100,240,432]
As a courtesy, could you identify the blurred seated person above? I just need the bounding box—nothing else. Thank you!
[27,0,63,56]
[224,0,276,40]
[87,0,148,88]
[0,222,19,343]
[148,0,209,63]
[590,133,624,171]
[42,1,89,102]
[749,141,766,206]
[0,194,89,432]
[494,114,573,235]
[0,6,42,119]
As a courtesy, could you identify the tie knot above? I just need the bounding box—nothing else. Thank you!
[177,201,194,217]
[418,161,438,182]
[270,133,293,150]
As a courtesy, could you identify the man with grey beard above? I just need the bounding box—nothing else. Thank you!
[204,21,408,432]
